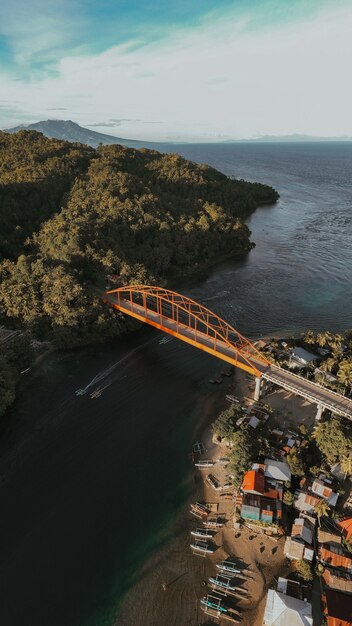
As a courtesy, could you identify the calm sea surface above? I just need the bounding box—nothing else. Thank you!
[0,143,351,626]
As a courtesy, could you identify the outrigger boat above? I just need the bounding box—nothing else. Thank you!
[216,560,242,575]
[190,528,214,539]
[209,574,249,596]
[200,594,240,623]
[194,459,215,468]
[203,517,225,529]
[190,502,210,519]
[206,474,221,490]
[190,540,215,555]
[218,457,230,465]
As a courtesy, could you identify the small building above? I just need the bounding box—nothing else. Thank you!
[294,490,321,514]
[319,545,352,574]
[263,589,313,626]
[317,528,341,546]
[311,479,339,507]
[337,518,352,544]
[264,459,291,483]
[322,568,352,594]
[240,466,283,524]
[323,589,352,626]
[284,516,315,562]
[289,347,320,369]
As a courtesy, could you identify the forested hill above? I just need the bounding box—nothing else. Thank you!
[0,129,278,331]
[0,129,278,413]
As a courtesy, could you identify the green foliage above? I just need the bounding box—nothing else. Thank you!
[0,130,94,259]
[313,418,352,465]
[294,559,313,582]
[211,405,242,439]
[287,446,305,476]
[283,490,294,506]
[0,132,278,349]
[0,130,279,414]
[314,499,331,526]
[227,424,258,488]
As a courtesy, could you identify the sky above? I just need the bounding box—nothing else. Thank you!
[0,0,352,141]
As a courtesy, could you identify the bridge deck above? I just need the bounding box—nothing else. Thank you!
[106,294,352,421]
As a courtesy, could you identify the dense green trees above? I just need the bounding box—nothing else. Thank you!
[0,131,278,348]
[211,405,242,439]
[313,417,352,465]
[0,130,94,259]
[0,130,279,414]
[227,424,259,488]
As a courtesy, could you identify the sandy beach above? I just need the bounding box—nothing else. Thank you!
[115,366,316,626]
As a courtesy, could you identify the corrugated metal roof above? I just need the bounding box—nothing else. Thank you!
[263,589,313,625]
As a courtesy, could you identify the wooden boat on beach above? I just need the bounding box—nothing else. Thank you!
[216,560,241,575]
[190,502,210,518]
[194,459,215,468]
[190,540,215,555]
[190,528,214,539]
[200,594,241,622]
[203,517,225,528]
[209,574,249,596]
[206,474,221,490]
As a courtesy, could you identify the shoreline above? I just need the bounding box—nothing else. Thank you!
[114,367,293,626]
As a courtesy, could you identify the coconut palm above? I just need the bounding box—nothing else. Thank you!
[337,360,352,389]
[320,357,338,374]
[314,499,331,527]
[303,330,316,345]
[330,334,344,351]
[316,331,334,348]
[341,455,352,479]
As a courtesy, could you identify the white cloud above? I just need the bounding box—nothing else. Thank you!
[1,4,352,140]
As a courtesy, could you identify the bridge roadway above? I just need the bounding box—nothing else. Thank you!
[105,294,352,421]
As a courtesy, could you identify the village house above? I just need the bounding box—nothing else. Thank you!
[294,490,321,514]
[284,515,315,562]
[238,463,285,524]
[322,589,352,626]
[337,517,352,545]
[263,578,313,626]
[289,347,320,369]
[311,478,339,507]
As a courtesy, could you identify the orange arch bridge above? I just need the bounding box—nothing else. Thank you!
[103,285,271,377]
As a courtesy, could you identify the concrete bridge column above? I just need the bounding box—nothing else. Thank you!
[316,404,323,421]
[254,377,262,402]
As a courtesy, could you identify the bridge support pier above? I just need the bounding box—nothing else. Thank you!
[254,377,262,402]
[316,404,324,421]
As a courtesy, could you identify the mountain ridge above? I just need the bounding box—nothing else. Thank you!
[5,119,149,148]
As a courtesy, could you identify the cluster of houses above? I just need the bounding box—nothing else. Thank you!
[232,424,352,625]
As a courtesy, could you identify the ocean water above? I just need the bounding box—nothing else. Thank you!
[164,142,352,336]
[0,143,351,626]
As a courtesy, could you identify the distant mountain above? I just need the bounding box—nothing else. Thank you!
[5,119,149,148]
[224,133,352,143]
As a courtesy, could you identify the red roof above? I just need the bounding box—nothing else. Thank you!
[338,518,352,542]
[320,547,352,571]
[242,469,265,494]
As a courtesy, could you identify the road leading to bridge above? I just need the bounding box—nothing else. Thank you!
[103,288,352,421]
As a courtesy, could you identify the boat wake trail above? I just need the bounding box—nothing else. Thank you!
[75,336,157,398]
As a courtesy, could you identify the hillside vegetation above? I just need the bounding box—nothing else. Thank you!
[0,130,278,414]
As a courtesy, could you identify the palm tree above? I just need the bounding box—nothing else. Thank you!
[330,333,344,351]
[320,357,338,374]
[314,499,331,527]
[341,455,352,479]
[316,331,334,348]
[304,330,316,345]
[337,360,352,389]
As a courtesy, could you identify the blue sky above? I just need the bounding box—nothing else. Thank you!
[1,0,351,140]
